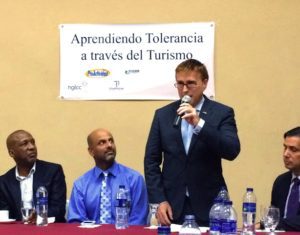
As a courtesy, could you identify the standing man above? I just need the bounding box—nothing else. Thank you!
[144,59,240,226]
[0,130,67,222]
[271,126,300,231]
[67,128,148,225]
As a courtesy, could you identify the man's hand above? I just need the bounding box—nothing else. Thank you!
[177,103,200,126]
[156,201,173,226]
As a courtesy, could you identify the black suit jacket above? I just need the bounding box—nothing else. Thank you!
[271,171,300,231]
[0,159,67,222]
[144,96,240,225]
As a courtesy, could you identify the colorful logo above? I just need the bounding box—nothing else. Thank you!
[85,69,110,78]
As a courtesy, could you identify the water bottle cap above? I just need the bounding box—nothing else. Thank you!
[184,214,195,220]
[246,187,254,191]
[157,226,171,233]
[224,200,232,205]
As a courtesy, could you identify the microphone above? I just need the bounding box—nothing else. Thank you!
[173,95,191,127]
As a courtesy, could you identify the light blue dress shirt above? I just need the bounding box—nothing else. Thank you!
[67,161,148,225]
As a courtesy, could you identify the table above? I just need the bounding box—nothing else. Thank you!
[0,223,299,235]
[0,223,165,235]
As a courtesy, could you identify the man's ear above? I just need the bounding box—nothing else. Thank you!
[8,149,15,158]
[87,147,94,157]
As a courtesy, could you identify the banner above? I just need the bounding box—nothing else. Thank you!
[59,22,215,100]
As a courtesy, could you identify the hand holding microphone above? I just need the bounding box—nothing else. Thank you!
[173,95,191,127]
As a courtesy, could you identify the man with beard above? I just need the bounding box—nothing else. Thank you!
[270,126,300,231]
[0,130,67,222]
[67,128,148,225]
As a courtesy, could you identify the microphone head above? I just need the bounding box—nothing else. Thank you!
[181,95,191,103]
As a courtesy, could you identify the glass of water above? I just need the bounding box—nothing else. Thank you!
[263,206,280,233]
[21,201,35,224]
[147,203,159,227]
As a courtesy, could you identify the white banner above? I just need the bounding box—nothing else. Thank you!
[59,22,215,100]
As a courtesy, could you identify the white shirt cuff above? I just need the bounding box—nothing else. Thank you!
[193,118,205,135]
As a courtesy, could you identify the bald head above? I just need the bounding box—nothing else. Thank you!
[6,130,32,150]
[87,128,116,170]
[87,128,113,147]
[6,129,37,169]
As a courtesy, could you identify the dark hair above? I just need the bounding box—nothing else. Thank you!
[175,59,209,81]
[284,126,300,138]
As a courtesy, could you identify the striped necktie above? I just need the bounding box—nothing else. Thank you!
[99,172,112,224]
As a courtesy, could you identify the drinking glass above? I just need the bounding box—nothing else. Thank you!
[147,203,159,227]
[263,206,280,233]
[259,205,267,229]
[21,201,35,224]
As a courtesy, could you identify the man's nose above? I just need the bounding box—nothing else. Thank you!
[283,148,290,157]
[106,141,113,148]
[27,142,35,149]
[182,84,189,93]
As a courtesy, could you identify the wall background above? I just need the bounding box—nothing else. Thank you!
[1,0,299,225]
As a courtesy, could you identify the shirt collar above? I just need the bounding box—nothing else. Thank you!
[15,162,36,181]
[195,96,205,112]
[94,161,118,178]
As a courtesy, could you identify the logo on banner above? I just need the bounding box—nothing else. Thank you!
[125,69,140,75]
[85,69,110,78]
[109,80,124,91]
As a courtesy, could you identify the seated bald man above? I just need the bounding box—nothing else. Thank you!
[67,128,148,225]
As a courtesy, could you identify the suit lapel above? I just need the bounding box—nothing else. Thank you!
[7,168,22,211]
[171,101,188,156]
[188,98,211,155]
[32,160,42,203]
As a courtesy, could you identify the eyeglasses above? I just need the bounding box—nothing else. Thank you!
[174,81,198,89]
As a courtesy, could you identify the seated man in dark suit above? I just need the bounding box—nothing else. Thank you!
[0,130,67,223]
[271,126,300,231]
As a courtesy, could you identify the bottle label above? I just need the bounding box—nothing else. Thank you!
[243,202,256,212]
[37,197,48,206]
[210,218,221,231]
[221,219,237,233]
[115,198,127,207]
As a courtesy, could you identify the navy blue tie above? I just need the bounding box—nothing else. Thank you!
[286,178,300,218]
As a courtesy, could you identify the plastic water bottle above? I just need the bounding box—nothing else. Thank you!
[179,215,201,235]
[242,188,256,234]
[216,186,230,202]
[36,186,48,226]
[209,199,223,235]
[220,201,237,235]
[124,188,131,215]
[115,185,129,229]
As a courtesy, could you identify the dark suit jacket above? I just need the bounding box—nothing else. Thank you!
[0,159,67,222]
[271,171,300,231]
[144,96,240,226]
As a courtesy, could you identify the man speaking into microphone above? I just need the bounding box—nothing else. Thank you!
[144,59,240,226]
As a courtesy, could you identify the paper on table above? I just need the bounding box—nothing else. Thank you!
[78,224,101,228]
[145,224,209,233]
[256,229,285,233]
[171,224,209,233]
[48,217,55,223]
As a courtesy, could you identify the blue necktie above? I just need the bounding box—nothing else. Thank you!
[99,172,111,224]
[182,119,193,154]
[286,178,300,218]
